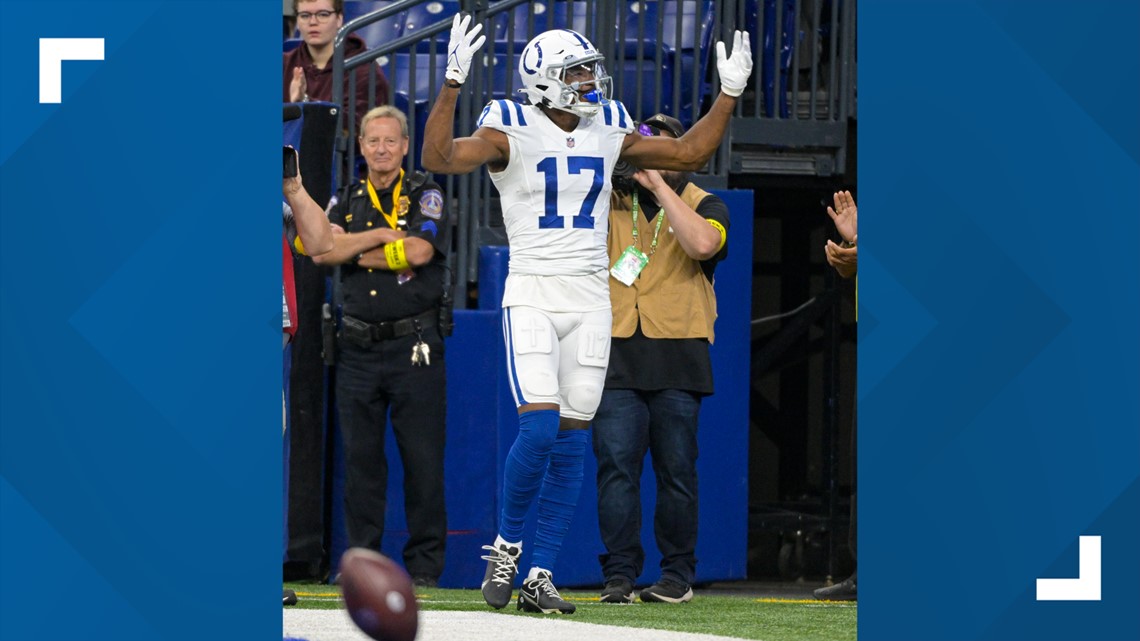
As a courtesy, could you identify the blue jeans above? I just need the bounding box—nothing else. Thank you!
[592,388,701,585]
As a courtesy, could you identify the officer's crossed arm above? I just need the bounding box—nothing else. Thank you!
[311,228,402,266]
[356,236,436,270]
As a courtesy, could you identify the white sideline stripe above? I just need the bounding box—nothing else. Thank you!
[1036,535,1101,601]
[284,609,753,641]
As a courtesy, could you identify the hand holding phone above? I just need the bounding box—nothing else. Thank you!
[284,146,299,178]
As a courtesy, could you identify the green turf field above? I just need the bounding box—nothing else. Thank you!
[285,583,856,641]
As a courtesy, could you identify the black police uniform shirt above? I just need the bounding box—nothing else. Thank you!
[604,185,730,396]
[329,174,449,324]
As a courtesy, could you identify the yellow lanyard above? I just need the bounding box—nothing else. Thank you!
[630,191,666,257]
[366,169,404,230]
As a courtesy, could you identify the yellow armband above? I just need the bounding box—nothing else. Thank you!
[384,239,410,271]
[707,219,727,252]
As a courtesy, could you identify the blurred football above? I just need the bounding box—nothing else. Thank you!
[339,548,418,641]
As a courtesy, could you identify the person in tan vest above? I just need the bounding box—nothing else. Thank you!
[593,114,730,605]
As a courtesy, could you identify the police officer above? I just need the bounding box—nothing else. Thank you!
[311,105,451,587]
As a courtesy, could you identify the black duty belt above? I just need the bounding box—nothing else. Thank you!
[340,309,437,343]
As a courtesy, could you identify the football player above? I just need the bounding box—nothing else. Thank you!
[422,15,752,614]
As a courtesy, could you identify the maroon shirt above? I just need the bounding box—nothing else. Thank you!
[283,34,389,125]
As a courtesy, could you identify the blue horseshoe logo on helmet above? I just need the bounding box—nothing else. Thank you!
[522,42,543,75]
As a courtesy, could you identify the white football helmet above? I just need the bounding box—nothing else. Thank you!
[518,29,612,118]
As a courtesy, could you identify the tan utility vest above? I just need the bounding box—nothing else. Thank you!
[607,183,719,344]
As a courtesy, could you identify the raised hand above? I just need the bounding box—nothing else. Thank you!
[826,190,858,245]
[289,67,307,103]
[825,239,857,278]
[445,13,486,85]
[715,31,753,97]
[631,169,668,194]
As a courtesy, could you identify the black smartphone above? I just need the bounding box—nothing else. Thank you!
[283,146,299,178]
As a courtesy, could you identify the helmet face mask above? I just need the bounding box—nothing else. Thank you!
[519,30,612,118]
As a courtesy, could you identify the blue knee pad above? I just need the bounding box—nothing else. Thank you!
[531,429,589,572]
[499,409,560,542]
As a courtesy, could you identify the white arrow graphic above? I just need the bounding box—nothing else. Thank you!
[39,38,104,103]
[1036,535,1101,601]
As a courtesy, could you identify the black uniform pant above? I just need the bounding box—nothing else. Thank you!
[335,330,447,579]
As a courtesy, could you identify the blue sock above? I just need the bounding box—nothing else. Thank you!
[530,429,588,573]
[499,409,560,542]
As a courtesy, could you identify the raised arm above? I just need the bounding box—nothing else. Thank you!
[620,31,753,171]
[422,14,509,174]
[283,160,334,257]
[422,86,510,173]
[632,170,722,260]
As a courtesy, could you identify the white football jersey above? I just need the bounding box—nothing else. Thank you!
[477,99,633,310]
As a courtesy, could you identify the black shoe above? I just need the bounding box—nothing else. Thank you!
[283,589,298,606]
[639,579,693,604]
[480,542,521,609]
[599,577,634,604]
[813,575,857,601]
[412,576,438,588]
[517,570,576,614]
[283,560,325,583]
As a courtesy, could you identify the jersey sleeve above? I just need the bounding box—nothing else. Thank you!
[475,99,531,133]
[599,100,635,133]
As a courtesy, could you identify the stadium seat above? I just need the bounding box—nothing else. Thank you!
[746,0,797,117]
[405,1,458,33]
[456,51,522,101]
[493,1,589,52]
[390,52,449,102]
[621,0,713,52]
[613,57,677,124]
[344,0,406,49]
[616,1,715,126]
[393,92,430,170]
[406,1,460,53]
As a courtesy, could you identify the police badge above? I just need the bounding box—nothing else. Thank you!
[419,189,444,220]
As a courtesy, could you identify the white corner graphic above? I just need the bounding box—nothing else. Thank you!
[1036,535,1101,601]
[39,38,104,104]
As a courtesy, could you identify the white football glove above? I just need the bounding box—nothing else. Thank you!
[445,13,486,85]
[716,31,753,97]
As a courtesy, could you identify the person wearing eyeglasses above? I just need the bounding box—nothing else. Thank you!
[591,114,730,605]
[283,0,389,123]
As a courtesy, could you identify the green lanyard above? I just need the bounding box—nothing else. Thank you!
[630,191,666,258]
